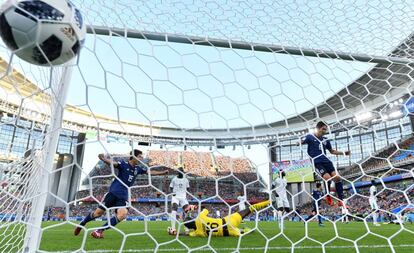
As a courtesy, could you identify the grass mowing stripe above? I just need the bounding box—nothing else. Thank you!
[32,221,414,253]
[47,244,414,253]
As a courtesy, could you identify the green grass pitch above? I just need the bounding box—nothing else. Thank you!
[28,221,413,252]
[273,167,314,183]
[284,167,314,183]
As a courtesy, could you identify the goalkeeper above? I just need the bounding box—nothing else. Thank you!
[175,200,270,237]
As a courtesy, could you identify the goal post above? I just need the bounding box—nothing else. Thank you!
[0,60,75,252]
[23,63,74,252]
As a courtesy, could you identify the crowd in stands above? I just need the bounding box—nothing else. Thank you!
[83,150,255,185]
[342,136,414,178]
[76,178,268,201]
[76,150,264,208]
[356,168,411,179]
[298,179,414,221]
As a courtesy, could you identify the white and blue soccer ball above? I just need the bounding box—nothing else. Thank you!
[0,0,86,66]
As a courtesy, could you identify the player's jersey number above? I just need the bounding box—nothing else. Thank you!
[205,222,219,234]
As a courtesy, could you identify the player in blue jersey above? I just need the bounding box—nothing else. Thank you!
[305,182,324,226]
[46,207,52,221]
[301,121,350,206]
[74,149,169,238]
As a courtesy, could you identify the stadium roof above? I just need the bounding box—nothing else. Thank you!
[1,1,414,145]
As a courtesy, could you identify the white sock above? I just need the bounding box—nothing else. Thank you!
[277,211,283,228]
[373,212,378,224]
[330,181,335,194]
[277,211,283,223]
[171,210,177,229]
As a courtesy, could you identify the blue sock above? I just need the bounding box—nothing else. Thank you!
[335,181,344,200]
[102,216,119,230]
[80,212,95,226]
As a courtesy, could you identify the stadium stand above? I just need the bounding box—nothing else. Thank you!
[342,135,414,178]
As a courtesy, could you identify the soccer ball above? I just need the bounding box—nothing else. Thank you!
[0,0,86,66]
[167,227,177,235]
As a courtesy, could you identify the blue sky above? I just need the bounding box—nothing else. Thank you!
[67,34,374,129]
[67,0,414,130]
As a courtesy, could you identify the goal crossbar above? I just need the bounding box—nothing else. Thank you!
[87,25,413,65]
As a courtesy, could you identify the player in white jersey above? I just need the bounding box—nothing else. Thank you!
[369,180,380,226]
[237,193,247,211]
[390,211,413,225]
[237,193,247,223]
[402,211,413,224]
[168,167,190,234]
[272,171,290,229]
[341,204,349,223]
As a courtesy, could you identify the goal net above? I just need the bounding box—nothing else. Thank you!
[0,0,414,252]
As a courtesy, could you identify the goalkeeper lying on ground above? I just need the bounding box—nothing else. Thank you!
[169,200,270,237]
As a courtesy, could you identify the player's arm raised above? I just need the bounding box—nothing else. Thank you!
[199,208,209,217]
[148,165,170,175]
[326,140,350,156]
[328,149,350,156]
[98,153,119,168]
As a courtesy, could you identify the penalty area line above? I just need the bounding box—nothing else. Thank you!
[49,244,414,252]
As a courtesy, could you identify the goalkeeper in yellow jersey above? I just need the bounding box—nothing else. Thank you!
[171,200,270,237]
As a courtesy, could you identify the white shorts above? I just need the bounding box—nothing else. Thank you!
[239,203,246,210]
[171,196,189,207]
[276,196,290,209]
[369,198,378,210]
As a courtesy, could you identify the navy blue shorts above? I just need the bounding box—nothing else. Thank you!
[312,202,319,213]
[98,192,128,210]
[314,161,335,176]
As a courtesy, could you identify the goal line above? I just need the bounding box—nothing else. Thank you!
[48,244,414,253]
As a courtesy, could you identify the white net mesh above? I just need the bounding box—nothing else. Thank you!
[0,59,73,252]
[0,0,414,253]
[0,153,38,252]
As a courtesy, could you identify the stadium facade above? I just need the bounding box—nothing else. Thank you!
[271,111,413,168]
